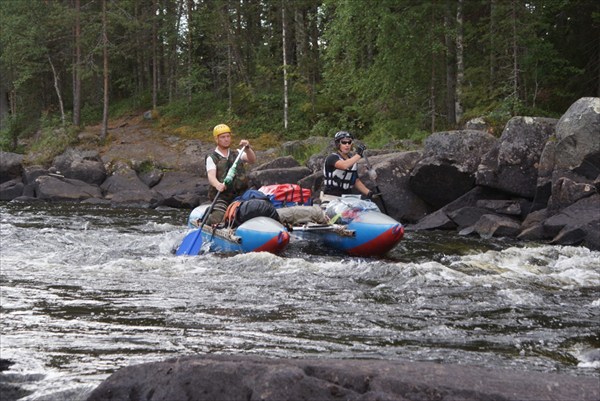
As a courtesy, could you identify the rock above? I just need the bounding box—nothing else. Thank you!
[248,166,312,188]
[549,176,597,210]
[152,171,209,208]
[52,149,107,185]
[471,214,522,239]
[475,199,531,217]
[253,155,300,171]
[407,208,456,231]
[476,117,556,198]
[531,139,556,211]
[101,166,150,196]
[138,168,163,188]
[110,189,164,209]
[410,186,512,231]
[447,207,490,229]
[0,151,24,184]
[360,152,429,223]
[543,194,600,249]
[22,165,48,185]
[297,171,323,196]
[410,130,497,209]
[85,355,599,401]
[281,136,330,161]
[0,178,24,201]
[35,176,103,202]
[464,117,489,131]
[554,97,600,178]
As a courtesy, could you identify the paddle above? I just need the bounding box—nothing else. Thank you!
[176,145,247,256]
[362,150,389,215]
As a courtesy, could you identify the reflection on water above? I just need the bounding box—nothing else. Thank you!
[1,202,599,400]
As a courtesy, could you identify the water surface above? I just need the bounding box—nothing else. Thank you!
[1,202,598,400]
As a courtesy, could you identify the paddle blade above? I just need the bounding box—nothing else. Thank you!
[175,229,203,256]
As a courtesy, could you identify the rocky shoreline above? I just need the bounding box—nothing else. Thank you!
[2,97,599,250]
[1,98,599,400]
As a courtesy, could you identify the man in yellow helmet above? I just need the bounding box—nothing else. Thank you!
[204,124,256,224]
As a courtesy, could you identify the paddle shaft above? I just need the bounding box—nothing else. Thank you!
[362,151,389,215]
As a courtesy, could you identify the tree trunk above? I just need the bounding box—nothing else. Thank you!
[101,0,109,141]
[282,0,289,130]
[152,0,158,110]
[0,81,8,131]
[510,0,519,114]
[455,0,464,125]
[489,0,496,91]
[73,0,81,127]
[48,55,66,125]
[444,0,456,127]
[186,0,193,103]
[430,5,436,133]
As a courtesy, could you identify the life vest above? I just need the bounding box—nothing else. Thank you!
[206,150,249,202]
[323,153,357,196]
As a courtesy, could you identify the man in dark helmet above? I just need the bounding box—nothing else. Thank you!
[322,131,375,199]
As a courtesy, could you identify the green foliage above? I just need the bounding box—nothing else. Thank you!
[27,116,78,165]
[1,0,598,158]
[0,114,36,153]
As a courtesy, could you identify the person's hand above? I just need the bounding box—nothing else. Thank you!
[239,139,251,149]
[216,182,227,192]
[355,143,366,157]
[365,190,381,200]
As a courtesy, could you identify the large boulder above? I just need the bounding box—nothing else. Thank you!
[110,189,164,209]
[152,171,209,208]
[0,151,24,184]
[253,155,300,171]
[35,176,102,202]
[86,355,599,401]
[53,149,107,185]
[553,97,600,178]
[359,151,429,223]
[476,116,557,198]
[543,194,600,250]
[101,165,150,197]
[531,97,600,213]
[408,186,512,231]
[409,130,497,209]
[0,178,24,201]
[248,166,312,188]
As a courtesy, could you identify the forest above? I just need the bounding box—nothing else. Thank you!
[1,0,599,157]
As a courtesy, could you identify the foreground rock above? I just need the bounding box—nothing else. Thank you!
[86,355,598,401]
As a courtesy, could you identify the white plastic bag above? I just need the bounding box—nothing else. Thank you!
[325,195,380,224]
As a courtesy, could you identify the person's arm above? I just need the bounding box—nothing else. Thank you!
[207,169,226,192]
[333,154,361,170]
[354,178,371,196]
[206,157,227,192]
[239,140,256,164]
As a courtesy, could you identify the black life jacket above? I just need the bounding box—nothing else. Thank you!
[206,149,249,202]
[322,152,357,196]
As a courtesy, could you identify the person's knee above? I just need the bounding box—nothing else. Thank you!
[207,210,224,225]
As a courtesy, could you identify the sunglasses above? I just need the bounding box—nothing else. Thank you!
[340,140,353,145]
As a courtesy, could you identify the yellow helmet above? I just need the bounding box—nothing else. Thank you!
[213,124,231,138]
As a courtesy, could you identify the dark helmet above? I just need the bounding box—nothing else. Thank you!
[334,131,353,143]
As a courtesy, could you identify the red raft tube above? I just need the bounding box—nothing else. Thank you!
[290,211,404,257]
[184,205,290,254]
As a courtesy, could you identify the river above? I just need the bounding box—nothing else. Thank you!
[1,202,598,400]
